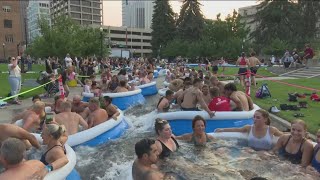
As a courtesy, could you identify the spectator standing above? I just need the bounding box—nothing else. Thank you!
[303,44,314,68]
[64,53,73,68]
[8,56,22,105]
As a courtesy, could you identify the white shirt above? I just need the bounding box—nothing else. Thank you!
[65,57,73,67]
[8,64,21,77]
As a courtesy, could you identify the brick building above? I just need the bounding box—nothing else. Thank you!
[0,1,24,60]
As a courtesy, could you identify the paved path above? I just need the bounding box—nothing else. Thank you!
[280,67,320,78]
[221,76,297,84]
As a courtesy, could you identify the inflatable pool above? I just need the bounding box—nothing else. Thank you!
[102,89,145,110]
[156,66,162,72]
[208,132,279,145]
[67,110,128,147]
[32,134,79,180]
[82,92,94,102]
[153,70,159,78]
[158,88,169,96]
[155,104,260,135]
[137,81,158,96]
[186,64,206,67]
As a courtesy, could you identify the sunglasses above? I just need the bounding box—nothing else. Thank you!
[157,119,168,124]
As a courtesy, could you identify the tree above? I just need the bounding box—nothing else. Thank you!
[176,0,205,41]
[26,16,109,59]
[262,38,289,57]
[151,0,176,58]
[251,0,300,46]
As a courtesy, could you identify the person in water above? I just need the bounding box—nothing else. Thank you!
[154,118,179,159]
[272,119,314,167]
[157,90,174,113]
[224,83,254,111]
[0,138,47,179]
[208,86,231,111]
[40,123,69,172]
[101,96,120,120]
[178,78,215,117]
[132,138,164,180]
[81,98,108,128]
[176,115,215,146]
[311,129,320,173]
[215,109,283,150]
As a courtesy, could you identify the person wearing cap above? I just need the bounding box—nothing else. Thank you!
[11,101,45,132]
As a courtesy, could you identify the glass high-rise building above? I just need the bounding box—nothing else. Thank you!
[122,0,154,29]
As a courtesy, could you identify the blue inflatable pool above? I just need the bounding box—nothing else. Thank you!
[153,70,159,78]
[137,81,158,96]
[67,110,128,147]
[102,89,145,110]
[155,105,260,135]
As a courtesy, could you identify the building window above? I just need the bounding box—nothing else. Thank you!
[142,33,151,36]
[70,5,81,12]
[4,19,12,28]
[143,39,150,43]
[5,34,14,43]
[82,7,91,13]
[82,14,91,20]
[71,12,81,19]
[82,0,91,7]
[2,6,11,12]
[93,15,100,21]
[93,9,100,14]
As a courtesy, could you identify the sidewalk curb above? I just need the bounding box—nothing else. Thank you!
[269,113,316,140]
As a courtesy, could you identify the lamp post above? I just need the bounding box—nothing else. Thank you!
[2,43,5,60]
[100,27,103,58]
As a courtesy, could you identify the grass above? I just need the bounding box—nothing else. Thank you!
[245,78,320,134]
[0,64,46,100]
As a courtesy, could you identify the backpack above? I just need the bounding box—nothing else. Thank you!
[255,84,271,98]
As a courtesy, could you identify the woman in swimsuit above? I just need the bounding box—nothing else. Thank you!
[215,109,283,150]
[176,115,215,146]
[311,129,320,172]
[236,52,250,87]
[272,119,314,167]
[40,123,68,172]
[154,118,179,159]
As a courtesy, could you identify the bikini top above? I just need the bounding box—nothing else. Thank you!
[40,145,66,165]
[191,133,211,146]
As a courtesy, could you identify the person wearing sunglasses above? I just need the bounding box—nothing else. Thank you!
[8,56,22,105]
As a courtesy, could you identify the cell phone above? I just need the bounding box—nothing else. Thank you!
[45,112,54,124]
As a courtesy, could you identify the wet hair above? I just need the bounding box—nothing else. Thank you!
[192,115,206,129]
[60,101,72,111]
[46,124,66,140]
[292,119,307,130]
[154,118,169,135]
[119,80,127,87]
[193,78,202,85]
[135,138,156,159]
[165,90,174,97]
[1,138,25,165]
[32,95,41,102]
[103,96,112,103]
[255,109,271,125]
[209,87,220,97]
[224,83,237,92]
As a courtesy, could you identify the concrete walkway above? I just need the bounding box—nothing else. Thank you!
[221,76,297,84]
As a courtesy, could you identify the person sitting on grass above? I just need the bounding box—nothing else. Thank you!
[0,138,46,179]
[176,115,215,146]
[215,109,283,150]
[208,87,231,112]
[157,90,174,113]
[272,119,314,167]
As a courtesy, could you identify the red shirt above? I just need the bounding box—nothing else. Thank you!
[208,96,231,111]
[311,93,319,100]
[304,47,314,59]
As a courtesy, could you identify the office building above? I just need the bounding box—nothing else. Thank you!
[27,0,51,43]
[50,0,102,26]
[99,25,152,57]
[122,0,154,29]
[0,1,24,60]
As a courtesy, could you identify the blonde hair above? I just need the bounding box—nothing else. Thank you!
[32,101,45,111]
[255,109,271,125]
[46,124,66,140]
[292,119,307,130]
[85,79,92,85]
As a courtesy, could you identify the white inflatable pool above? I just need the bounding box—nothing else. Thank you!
[67,110,128,147]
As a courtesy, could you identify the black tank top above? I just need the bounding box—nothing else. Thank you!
[158,137,179,159]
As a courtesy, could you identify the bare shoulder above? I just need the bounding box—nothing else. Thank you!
[303,139,314,149]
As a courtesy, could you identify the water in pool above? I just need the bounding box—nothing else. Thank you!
[74,96,319,180]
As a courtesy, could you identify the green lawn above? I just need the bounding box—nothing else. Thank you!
[247,78,320,134]
[0,64,45,100]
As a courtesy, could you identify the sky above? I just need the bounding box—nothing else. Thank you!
[103,0,258,26]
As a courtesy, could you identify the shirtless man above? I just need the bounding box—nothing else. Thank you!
[224,83,254,111]
[201,84,211,105]
[0,138,47,179]
[12,101,45,132]
[71,95,88,114]
[114,80,129,93]
[178,78,215,117]
[101,96,120,120]
[248,52,262,87]
[209,76,225,95]
[82,98,108,128]
[132,138,164,180]
[157,90,174,112]
[54,101,88,135]
[0,124,40,149]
